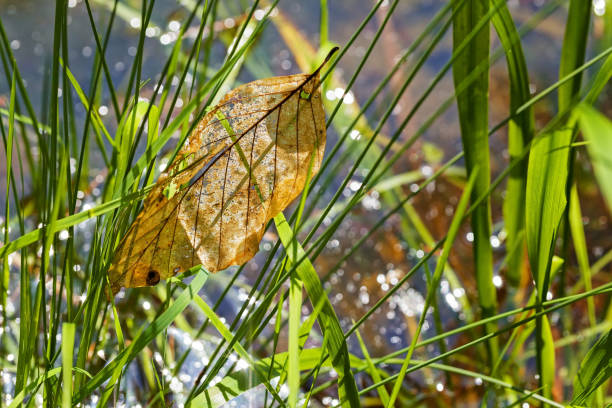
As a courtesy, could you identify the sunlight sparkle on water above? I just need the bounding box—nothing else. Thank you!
[145,27,159,37]
[391,287,425,317]
[594,0,606,16]
[362,191,381,210]
[490,235,501,248]
[168,20,181,32]
[160,34,173,45]
[254,9,266,20]
[445,293,460,311]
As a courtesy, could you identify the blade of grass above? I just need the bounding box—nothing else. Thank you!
[571,328,612,405]
[576,104,612,213]
[61,323,75,408]
[0,18,44,147]
[62,60,114,148]
[274,213,360,407]
[491,0,534,287]
[387,167,479,407]
[83,0,120,118]
[451,0,498,363]
[1,67,15,320]
[355,329,389,406]
[559,0,593,112]
[288,269,302,407]
[568,183,596,327]
[526,0,592,398]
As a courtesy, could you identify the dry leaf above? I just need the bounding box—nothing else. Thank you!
[109,49,337,293]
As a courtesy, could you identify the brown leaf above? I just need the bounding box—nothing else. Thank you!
[109,49,336,293]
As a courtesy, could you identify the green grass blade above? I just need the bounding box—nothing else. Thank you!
[62,61,113,156]
[491,1,534,287]
[568,184,596,327]
[355,328,389,406]
[387,167,478,407]
[576,104,612,213]
[571,328,612,405]
[83,0,120,118]
[526,125,567,398]
[1,67,15,314]
[143,103,160,188]
[451,0,497,362]
[584,53,612,105]
[526,0,592,397]
[0,183,155,260]
[274,213,360,407]
[113,100,154,196]
[0,18,44,144]
[559,0,593,111]
[288,272,302,407]
[374,360,563,408]
[61,323,75,408]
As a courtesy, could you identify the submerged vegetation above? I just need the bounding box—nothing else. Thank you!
[0,0,612,406]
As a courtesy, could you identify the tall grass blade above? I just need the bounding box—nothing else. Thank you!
[559,1,593,111]
[288,271,302,407]
[355,328,389,406]
[61,323,75,408]
[526,0,592,398]
[576,104,612,213]
[571,328,612,405]
[1,67,15,320]
[274,213,360,407]
[491,1,534,287]
[451,0,498,361]
[569,184,596,327]
[387,168,479,407]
